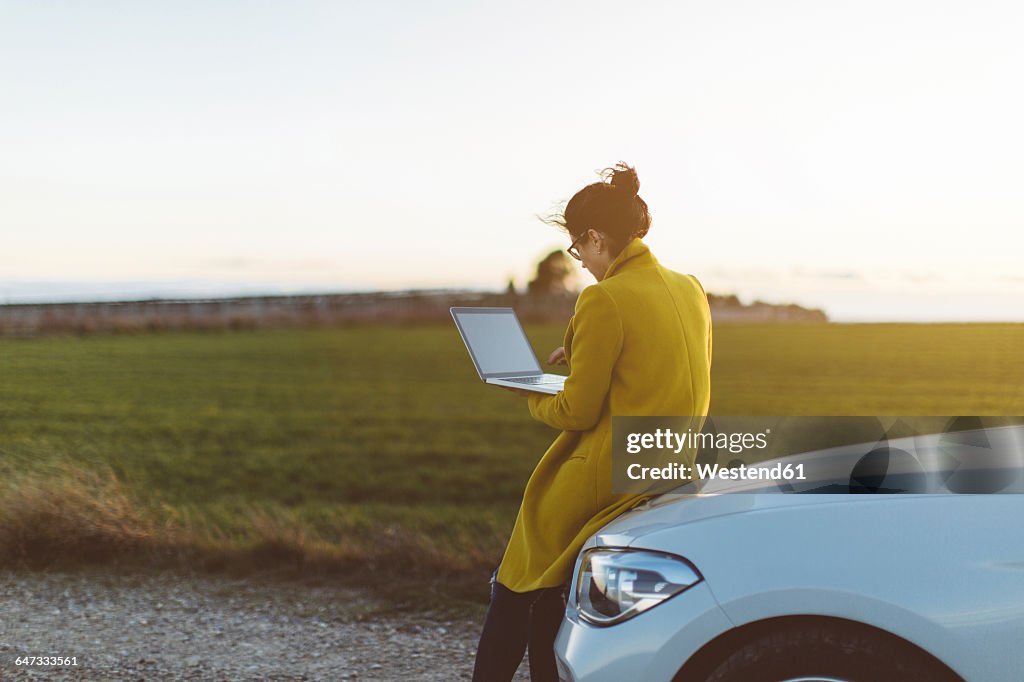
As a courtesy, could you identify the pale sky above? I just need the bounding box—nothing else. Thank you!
[1,0,1022,320]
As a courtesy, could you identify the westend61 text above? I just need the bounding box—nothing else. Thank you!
[627,462,807,481]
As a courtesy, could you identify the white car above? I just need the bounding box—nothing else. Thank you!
[554,424,1024,682]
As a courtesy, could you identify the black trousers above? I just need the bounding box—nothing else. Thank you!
[471,569,568,682]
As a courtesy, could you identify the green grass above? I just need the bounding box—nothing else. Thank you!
[708,323,1024,415]
[1,323,1022,604]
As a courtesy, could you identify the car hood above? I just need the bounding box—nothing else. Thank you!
[594,424,1024,547]
[594,490,879,547]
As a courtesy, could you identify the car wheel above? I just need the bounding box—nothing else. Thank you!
[704,622,958,682]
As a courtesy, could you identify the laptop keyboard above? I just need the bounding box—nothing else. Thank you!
[505,375,565,385]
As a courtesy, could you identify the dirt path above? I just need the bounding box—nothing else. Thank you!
[0,568,531,680]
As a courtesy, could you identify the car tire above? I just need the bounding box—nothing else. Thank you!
[704,621,958,682]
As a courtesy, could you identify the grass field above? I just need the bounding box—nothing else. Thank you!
[1,322,1022,605]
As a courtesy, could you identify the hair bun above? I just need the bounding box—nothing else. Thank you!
[607,161,640,198]
[548,160,651,244]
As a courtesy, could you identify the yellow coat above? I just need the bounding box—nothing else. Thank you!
[495,237,713,592]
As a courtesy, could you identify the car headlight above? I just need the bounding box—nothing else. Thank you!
[575,548,702,626]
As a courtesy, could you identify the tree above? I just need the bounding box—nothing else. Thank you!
[527,250,574,296]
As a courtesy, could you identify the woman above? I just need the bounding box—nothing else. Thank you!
[470,162,713,682]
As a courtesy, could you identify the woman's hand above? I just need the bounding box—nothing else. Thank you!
[502,386,534,398]
[547,346,567,366]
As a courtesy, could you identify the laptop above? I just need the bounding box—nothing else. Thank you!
[450,307,567,395]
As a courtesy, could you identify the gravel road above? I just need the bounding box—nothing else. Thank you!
[0,567,532,681]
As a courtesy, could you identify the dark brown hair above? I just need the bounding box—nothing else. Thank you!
[541,161,652,255]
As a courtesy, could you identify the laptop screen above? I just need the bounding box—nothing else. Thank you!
[451,308,542,378]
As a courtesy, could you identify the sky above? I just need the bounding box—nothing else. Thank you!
[1,0,1022,321]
